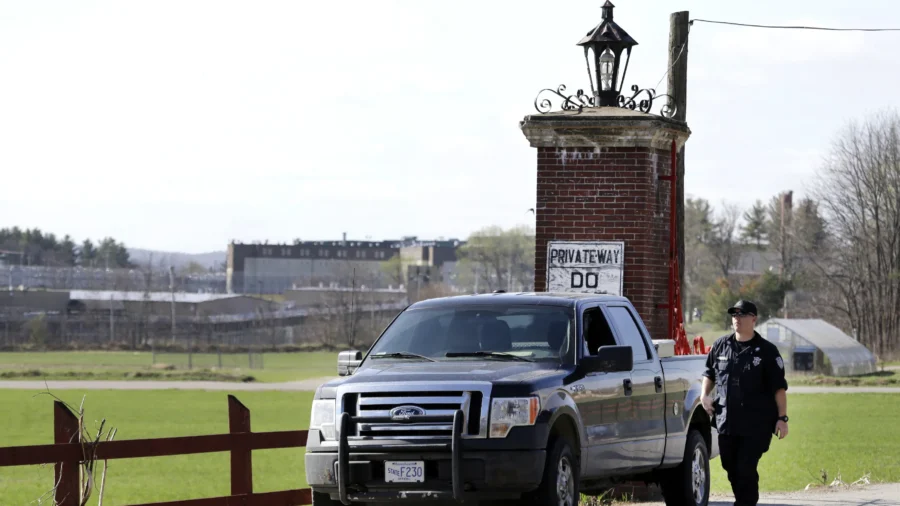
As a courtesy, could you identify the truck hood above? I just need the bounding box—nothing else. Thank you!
[318,360,572,396]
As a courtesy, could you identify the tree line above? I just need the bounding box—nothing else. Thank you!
[0,227,133,269]
[688,111,900,358]
[684,193,827,320]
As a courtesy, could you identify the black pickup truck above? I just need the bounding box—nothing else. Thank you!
[305,293,718,506]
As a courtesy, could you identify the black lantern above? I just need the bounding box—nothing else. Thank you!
[577,1,638,107]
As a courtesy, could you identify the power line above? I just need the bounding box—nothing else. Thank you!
[690,18,900,32]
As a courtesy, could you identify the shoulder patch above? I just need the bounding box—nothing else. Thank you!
[776,357,784,369]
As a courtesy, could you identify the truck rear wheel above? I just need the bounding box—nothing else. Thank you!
[530,436,579,506]
[659,429,709,506]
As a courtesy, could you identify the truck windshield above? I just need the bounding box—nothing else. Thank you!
[366,304,576,364]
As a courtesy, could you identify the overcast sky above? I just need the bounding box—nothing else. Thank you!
[1,0,898,253]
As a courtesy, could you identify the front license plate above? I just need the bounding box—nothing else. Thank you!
[384,461,425,483]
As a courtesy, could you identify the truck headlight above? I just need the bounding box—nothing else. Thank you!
[310,399,336,440]
[489,397,540,438]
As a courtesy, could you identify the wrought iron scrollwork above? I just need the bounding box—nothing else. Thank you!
[616,85,676,118]
[533,83,677,119]
[534,85,596,114]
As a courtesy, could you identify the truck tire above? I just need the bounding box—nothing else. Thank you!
[659,429,710,506]
[531,436,579,506]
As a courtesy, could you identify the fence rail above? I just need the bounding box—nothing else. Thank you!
[0,395,311,506]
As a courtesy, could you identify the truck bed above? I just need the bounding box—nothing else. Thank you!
[658,353,719,461]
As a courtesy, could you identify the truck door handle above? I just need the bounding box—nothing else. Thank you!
[623,379,633,396]
[655,376,663,393]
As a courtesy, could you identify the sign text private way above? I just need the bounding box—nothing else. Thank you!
[546,241,624,295]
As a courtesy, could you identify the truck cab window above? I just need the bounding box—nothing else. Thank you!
[583,307,617,356]
[366,305,576,364]
[606,306,651,361]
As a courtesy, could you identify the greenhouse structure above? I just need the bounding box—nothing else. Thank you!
[755,318,877,377]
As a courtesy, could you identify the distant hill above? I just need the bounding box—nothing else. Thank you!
[128,248,226,271]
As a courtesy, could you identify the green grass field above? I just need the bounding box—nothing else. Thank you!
[710,394,900,494]
[0,389,314,505]
[1,391,898,504]
[0,351,340,383]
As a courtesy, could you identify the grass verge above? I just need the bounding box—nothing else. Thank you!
[1,391,897,503]
[787,370,898,387]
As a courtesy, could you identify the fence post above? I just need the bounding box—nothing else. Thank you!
[228,395,252,495]
[54,401,80,506]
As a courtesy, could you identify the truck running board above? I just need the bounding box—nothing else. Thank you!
[337,410,466,504]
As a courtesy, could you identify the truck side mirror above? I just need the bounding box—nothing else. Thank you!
[580,345,633,373]
[338,350,363,376]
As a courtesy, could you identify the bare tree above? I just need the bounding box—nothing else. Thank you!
[317,262,377,349]
[458,225,534,292]
[379,255,406,288]
[684,197,718,320]
[812,111,900,358]
[706,202,741,279]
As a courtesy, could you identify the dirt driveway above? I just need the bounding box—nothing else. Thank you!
[637,483,899,505]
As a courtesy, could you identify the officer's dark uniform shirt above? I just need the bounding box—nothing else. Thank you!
[703,331,789,436]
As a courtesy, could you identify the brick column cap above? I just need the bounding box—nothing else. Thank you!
[520,107,690,150]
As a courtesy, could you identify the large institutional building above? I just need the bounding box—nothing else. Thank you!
[226,236,462,294]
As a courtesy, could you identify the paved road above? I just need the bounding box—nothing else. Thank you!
[639,484,900,505]
[1,379,899,393]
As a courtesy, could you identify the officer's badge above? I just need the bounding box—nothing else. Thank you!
[776,357,784,369]
[753,357,762,367]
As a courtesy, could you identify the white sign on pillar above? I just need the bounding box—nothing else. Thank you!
[546,241,624,295]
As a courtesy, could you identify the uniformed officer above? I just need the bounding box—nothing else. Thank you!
[701,300,789,506]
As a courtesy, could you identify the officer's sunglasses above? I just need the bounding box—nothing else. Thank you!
[730,311,755,317]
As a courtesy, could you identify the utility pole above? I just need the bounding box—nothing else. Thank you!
[780,191,793,318]
[109,294,115,343]
[169,266,176,345]
[667,11,690,320]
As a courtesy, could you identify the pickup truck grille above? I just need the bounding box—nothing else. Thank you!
[338,385,489,440]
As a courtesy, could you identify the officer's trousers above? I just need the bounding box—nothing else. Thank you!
[718,433,772,506]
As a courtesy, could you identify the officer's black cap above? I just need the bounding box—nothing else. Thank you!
[727,300,757,316]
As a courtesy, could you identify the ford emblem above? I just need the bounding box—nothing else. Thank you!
[390,405,425,420]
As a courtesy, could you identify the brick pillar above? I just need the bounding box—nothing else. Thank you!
[520,108,690,340]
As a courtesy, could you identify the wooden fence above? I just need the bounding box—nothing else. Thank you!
[0,395,311,506]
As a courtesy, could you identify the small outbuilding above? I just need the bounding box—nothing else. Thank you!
[755,318,877,377]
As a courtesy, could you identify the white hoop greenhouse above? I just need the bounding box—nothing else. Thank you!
[755,318,877,377]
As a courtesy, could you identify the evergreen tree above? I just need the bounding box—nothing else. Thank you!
[741,200,768,249]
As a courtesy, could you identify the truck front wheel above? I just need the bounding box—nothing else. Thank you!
[659,429,710,506]
[530,436,579,506]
